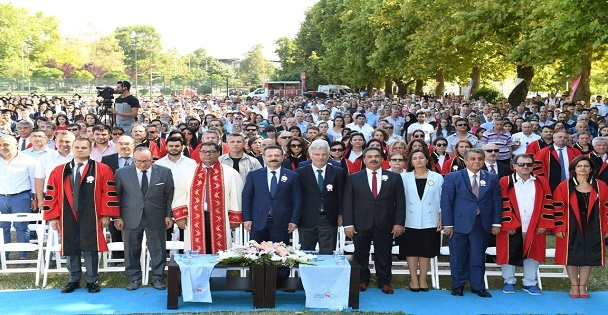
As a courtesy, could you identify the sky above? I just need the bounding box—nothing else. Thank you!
[2,0,319,60]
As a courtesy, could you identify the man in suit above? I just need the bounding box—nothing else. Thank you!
[295,140,345,254]
[441,148,502,298]
[532,130,581,192]
[242,144,302,247]
[114,147,174,291]
[482,143,512,178]
[101,135,136,258]
[343,147,406,294]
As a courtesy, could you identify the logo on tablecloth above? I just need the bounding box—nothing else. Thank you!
[313,291,332,298]
[195,284,203,292]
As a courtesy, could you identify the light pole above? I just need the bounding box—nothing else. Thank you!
[131,31,138,97]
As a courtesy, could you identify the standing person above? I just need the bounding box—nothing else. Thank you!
[441,148,502,298]
[511,122,540,156]
[343,147,406,294]
[533,130,581,192]
[526,126,554,155]
[497,154,554,295]
[588,136,608,185]
[446,118,478,153]
[553,156,608,298]
[172,142,243,253]
[0,136,38,259]
[295,140,345,254]
[108,81,140,134]
[242,145,302,248]
[407,111,434,144]
[219,133,262,182]
[42,138,119,293]
[430,137,452,176]
[114,147,175,291]
[478,117,513,165]
[388,153,406,174]
[90,124,117,162]
[400,149,443,292]
[482,143,512,178]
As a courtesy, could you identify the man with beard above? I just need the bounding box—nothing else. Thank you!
[91,124,117,161]
[130,123,160,160]
[526,126,554,156]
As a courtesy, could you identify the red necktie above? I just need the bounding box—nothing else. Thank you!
[490,164,496,174]
[372,171,378,199]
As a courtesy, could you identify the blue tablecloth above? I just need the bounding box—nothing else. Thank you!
[175,254,218,303]
[299,255,351,309]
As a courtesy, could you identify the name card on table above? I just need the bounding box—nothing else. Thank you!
[299,255,351,309]
[175,254,218,303]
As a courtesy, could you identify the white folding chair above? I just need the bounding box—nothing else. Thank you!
[143,238,184,285]
[433,231,451,289]
[42,226,69,287]
[100,229,146,279]
[536,248,567,289]
[0,213,45,286]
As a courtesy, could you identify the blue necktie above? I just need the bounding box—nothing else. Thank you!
[558,148,566,180]
[270,171,278,197]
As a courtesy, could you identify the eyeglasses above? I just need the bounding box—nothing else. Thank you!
[516,162,533,167]
[436,143,447,147]
[290,144,303,148]
[200,150,218,155]
[280,136,292,139]
[68,128,79,131]
[330,148,344,152]
[148,131,158,134]
[235,117,243,120]
[390,158,404,162]
[384,126,394,129]
[484,149,500,153]
[456,123,468,127]
[413,135,424,138]
[246,129,257,132]
[112,132,124,136]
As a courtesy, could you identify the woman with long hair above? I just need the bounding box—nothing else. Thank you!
[572,131,593,155]
[343,113,354,127]
[399,149,443,292]
[449,139,472,172]
[55,113,70,131]
[183,127,200,150]
[430,137,452,176]
[85,113,100,126]
[435,119,455,139]
[329,116,345,140]
[288,126,302,138]
[285,136,308,169]
[389,140,406,158]
[553,156,608,298]
[247,135,264,157]
[71,107,84,122]
[343,132,366,174]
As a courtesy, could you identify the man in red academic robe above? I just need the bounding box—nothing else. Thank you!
[497,154,554,295]
[43,138,119,294]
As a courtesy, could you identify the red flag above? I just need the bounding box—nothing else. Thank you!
[570,75,581,102]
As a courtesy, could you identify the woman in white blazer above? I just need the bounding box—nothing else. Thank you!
[399,149,443,292]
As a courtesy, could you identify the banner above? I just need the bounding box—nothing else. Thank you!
[176,255,218,303]
[570,75,581,102]
[514,78,525,88]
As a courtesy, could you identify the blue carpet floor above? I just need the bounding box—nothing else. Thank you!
[0,287,606,314]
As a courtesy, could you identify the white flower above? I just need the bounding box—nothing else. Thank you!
[453,166,458,171]
[86,176,94,183]
[381,175,388,181]
[427,180,434,186]
[281,175,288,182]
[326,184,333,191]
[480,180,486,186]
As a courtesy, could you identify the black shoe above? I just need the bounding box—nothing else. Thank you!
[152,279,166,290]
[420,287,430,292]
[87,282,101,293]
[471,289,492,298]
[451,286,464,296]
[410,287,420,292]
[126,280,142,291]
[61,282,80,293]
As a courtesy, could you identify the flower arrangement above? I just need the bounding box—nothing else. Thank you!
[217,240,315,267]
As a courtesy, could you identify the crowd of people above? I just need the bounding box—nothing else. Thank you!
[1,82,607,301]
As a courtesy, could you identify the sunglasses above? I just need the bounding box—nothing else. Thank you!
[390,158,404,162]
[290,144,303,148]
[384,126,394,129]
[68,128,79,131]
[456,123,468,127]
[436,143,447,147]
[516,162,533,167]
[330,148,344,152]
[413,135,424,138]
[246,129,257,132]
[112,132,124,136]
[484,149,500,153]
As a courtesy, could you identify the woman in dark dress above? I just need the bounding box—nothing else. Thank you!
[553,156,608,298]
[399,149,443,292]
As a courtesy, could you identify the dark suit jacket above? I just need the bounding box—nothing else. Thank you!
[114,164,174,230]
[342,169,405,231]
[242,167,302,231]
[440,169,502,234]
[101,153,120,174]
[295,164,345,228]
[297,159,342,169]
[482,163,512,178]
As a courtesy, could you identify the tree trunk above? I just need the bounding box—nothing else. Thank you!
[572,51,592,105]
[384,78,393,97]
[435,69,445,97]
[470,64,482,96]
[366,82,373,96]
[415,79,424,96]
[507,65,534,108]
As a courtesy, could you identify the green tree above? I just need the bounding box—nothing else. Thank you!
[103,70,129,80]
[71,69,94,80]
[274,37,301,81]
[88,34,125,78]
[113,25,162,75]
[32,67,63,79]
[239,44,275,86]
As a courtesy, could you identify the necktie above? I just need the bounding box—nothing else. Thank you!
[490,164,496,174]
[558,148,566,180]
[472,174,479,197]
[21,139,26,151]
[123,157,130,167]
[270,171,278,197]
[73,163,83,212]
[141,170,148,196]
[317,169,324,212]
[205,167,212,211]
[372,171,378,199]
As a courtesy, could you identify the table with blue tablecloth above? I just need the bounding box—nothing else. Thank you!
[299,255,352,309]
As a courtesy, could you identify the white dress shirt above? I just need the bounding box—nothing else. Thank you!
[0,152,38,194]
[136,167,151,188]
[155,155,197,187]
[554,145,570,179]
[267,167,282,191]
[366,168,382,195]
[513,174,536,233]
